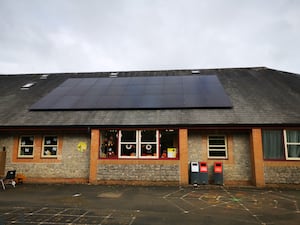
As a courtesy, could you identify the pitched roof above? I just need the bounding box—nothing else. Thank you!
[0,67,300,128]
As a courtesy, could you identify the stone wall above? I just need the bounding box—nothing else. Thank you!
[1,133,90,180]
[188,131,252,183]
[97,163,179,182]
[264,166,300,184]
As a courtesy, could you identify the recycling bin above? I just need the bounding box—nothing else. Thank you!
[189,162,201,185]
[213,162,223,185]
[199,162,208,184]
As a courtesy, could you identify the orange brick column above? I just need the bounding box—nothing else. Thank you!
[179,128,189,186]
[250,128,265,187]
[89,129,100,184]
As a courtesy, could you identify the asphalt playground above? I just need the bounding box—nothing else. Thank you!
[0,183,299,225]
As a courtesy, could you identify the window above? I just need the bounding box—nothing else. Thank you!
[262,129,300,160]
[208,136,227,159]
[284,130,300,160]
[140,130,159,158]
[119,130,159,159]
[160,129,178,159]
[119,130,138,158]
[262,130,284,159]
[18,136,34,157]
[100,129,179,159]
[42,136,58,158]
[100,130,118,158]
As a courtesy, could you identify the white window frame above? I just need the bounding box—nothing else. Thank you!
[118,130,159,159]
[139,130,159,159]
[18,136,34,158]
[118,130,139,159]
[284,130,300,160]
[42,135,58,158]
[207,135,228,159]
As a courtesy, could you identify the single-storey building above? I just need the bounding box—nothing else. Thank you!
[0,67,299,187]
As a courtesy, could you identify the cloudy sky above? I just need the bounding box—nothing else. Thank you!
[0,0,299,74]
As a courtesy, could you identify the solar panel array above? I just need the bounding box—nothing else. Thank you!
[30,75,232,110]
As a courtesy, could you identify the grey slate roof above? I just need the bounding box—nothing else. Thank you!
[0,67,300,128]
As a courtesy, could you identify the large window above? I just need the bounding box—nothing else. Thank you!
[262,129,300,160]
[18,136,34,158]
[208,135,227,159]
[100,129,178,159]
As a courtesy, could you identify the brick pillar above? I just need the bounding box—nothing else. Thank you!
[250,128,265,187]
[179,128,189,186]
[89,129,100,184]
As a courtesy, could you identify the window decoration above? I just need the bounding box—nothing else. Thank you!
[100,129,179,159]
[208,136,227,159]
[119,130,138,158]
[18,136,34,157]
[160,129,178,159]
[100,130,118,158]
[42,136,58,157]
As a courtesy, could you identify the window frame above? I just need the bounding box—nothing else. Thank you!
[18,135,35,158]
[262,129,285,160]
[42,135,59,158]
[118,130,139,159]
[207,135,228,159]
[139,130,159,159]
[284,130,300,160]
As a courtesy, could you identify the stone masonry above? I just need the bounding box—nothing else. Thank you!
[1,134,90,180]
[264,166,300,184]
[97,164,180,182]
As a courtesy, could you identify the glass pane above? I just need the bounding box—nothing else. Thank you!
[120,144,136,156]
[44,146,57,156]
[209,138,225,146]
[21,136,34,145]
[141,144,157,156]
[100,130,118,158]
[210,146,226,150]
[121,130,136,142]
[209,151,226,157]
[44,136,57,145]
[141,130,156,142]
[287,145,300,158]
[262,130,284,159]
[20,147,33,155]
[286,130,300,143]
[160,130,178,158]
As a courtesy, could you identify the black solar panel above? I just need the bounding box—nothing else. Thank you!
[30,75,232,110]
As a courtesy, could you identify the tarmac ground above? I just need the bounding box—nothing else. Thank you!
[0,183,299,225]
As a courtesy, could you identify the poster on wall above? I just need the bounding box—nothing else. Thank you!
[167,148,177,158]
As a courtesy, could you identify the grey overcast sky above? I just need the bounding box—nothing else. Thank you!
[0,0,299,74]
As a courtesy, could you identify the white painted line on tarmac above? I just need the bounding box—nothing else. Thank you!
[100,212,113,225]
[163,188,184,198]
[128,216,136,225]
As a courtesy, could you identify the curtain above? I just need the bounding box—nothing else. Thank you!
[262,130,284,159]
